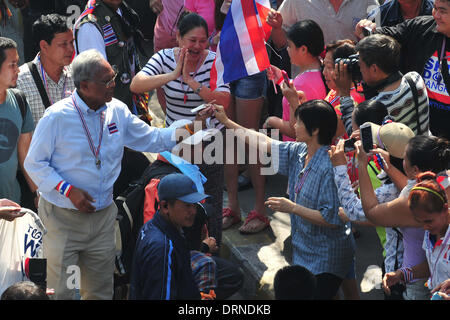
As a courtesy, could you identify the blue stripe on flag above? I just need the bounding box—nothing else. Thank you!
[220,13,248,84]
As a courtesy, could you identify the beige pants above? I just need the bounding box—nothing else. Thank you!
[39,197,117,300]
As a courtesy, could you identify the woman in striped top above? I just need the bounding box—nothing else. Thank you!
[130,12,230,126]
[130,12,230,247]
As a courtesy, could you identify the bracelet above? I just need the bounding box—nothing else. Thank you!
[194,83,203,94]
[399,267,414,284]
[185,123,194,134]
[56,180,73,198]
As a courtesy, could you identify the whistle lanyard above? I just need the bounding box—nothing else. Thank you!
[38,55,68,105]
[71,95,105,169]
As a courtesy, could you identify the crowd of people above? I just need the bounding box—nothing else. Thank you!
[0,0,449,301]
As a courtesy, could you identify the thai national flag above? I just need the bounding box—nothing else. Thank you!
[210,0,271,91]
[108,122,118,134]
[255,0,272,41]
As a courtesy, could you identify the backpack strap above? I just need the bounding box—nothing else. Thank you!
[27,61,52,109]
[404,74,422,135]
[9,88,27,126]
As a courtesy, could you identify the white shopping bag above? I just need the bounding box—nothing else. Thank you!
[0,209,46,295]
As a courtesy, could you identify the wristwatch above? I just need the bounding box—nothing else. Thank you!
[194,83,203,94]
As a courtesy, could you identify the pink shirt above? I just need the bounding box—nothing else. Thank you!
[184,0,216,37]
[153,0,184,52]
[282,70,327,141]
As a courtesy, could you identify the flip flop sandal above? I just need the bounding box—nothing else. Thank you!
[238,210,270,234]
[222,207,241,230]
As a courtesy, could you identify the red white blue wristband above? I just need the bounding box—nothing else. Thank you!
[56,180,73,197]
[400,267,414,284]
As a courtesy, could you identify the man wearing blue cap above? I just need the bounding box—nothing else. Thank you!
[129,173,209,300]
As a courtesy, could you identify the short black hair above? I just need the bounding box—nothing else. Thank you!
[0,37,17,69]
[294,99,337,145]
[356,34,400,74]
[32,14,69,47]
[274,265,316,300]
[353,99,388,127]
[1,281,49,300]
[286,20,324,57]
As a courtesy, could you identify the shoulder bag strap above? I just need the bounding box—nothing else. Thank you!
[404,74,422,135]
[27,61,52,109]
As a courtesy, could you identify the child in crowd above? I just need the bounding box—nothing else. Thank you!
[264,19,327,141]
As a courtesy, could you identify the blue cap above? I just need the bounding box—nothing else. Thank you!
[158,173,209,203]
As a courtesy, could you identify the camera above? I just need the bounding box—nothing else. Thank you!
[335,54,362,82]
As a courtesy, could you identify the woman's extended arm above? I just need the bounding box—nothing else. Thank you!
[265,196,337,228]
[356,141,421,228]
[213,104,273,154]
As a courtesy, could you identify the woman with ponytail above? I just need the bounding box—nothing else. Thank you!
[382,171,450,299]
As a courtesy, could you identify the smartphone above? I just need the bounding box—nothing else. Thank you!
[360,122,373,154]
[190,104,207,113]
[344,138,356,153]
[281,70,290,84]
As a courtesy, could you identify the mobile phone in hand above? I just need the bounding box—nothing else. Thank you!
[281,70,290,85]
[360,122,373,154]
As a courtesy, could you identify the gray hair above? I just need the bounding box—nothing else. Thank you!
[72,49,107,89]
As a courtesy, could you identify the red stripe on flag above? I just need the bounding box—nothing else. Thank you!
[256,2,272,41]
[241,0,269,71]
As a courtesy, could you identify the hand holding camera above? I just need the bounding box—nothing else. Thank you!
[355,19,376,40]
[333,60,353,97]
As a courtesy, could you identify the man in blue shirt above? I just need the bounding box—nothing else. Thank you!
[129,173,209,300]
[24,49,207,299]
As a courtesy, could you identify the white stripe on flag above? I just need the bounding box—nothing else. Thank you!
[231,2,259,75]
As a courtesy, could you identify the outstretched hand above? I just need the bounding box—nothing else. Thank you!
[212,104,229,125]
[265,197,295,213]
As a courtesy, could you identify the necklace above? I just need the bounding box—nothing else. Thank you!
[71,95,105,170]
[178,50,204,104]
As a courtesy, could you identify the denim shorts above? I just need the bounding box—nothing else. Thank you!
[230,71,267,100]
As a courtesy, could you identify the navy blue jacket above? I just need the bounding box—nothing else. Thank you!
[367,0,434,27]
[129,211,201,300]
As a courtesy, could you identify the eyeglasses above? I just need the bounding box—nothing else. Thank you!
[93,72,117,88]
